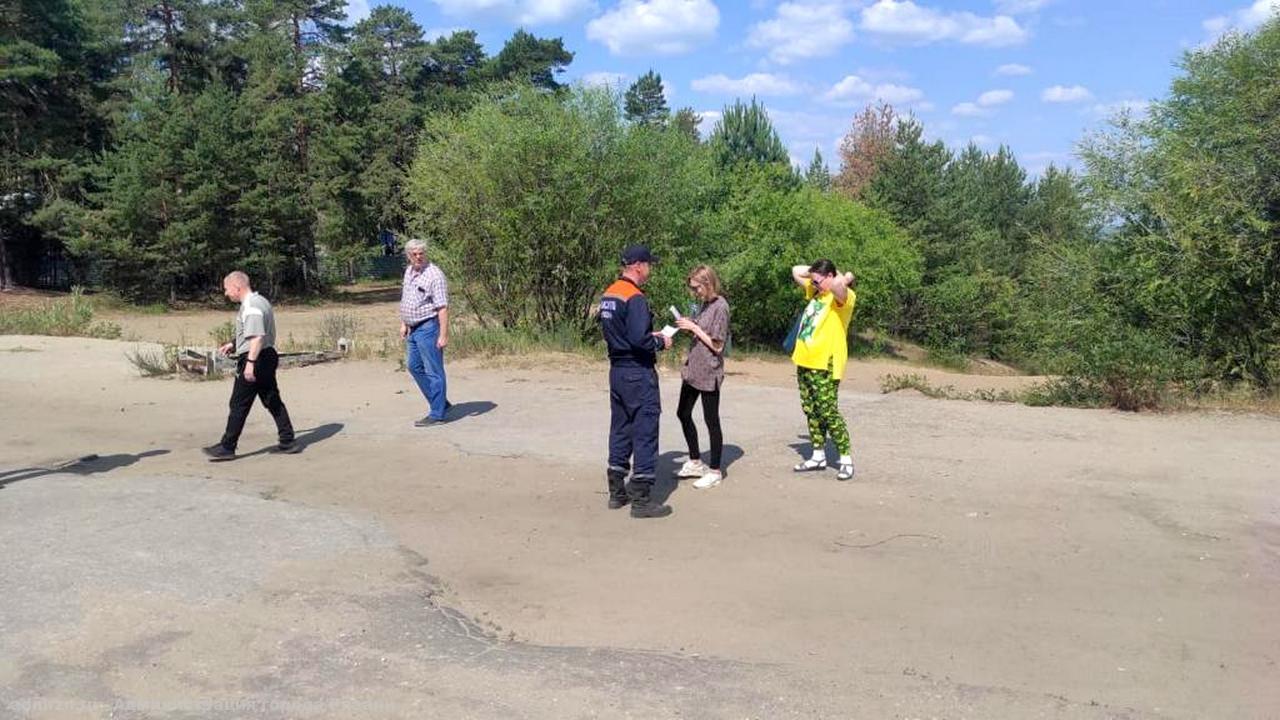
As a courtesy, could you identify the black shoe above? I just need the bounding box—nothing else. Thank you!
[202,444,235,461]
[630,501,673,519]
[414,415,447,427]
[606,470,629,509]
[275,440,302,454]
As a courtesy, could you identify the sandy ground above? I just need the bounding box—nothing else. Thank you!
[1,333,1278,719]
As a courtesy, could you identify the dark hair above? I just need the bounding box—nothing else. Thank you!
[808,259,837,276]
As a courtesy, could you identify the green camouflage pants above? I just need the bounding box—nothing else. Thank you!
[796,362,851,456]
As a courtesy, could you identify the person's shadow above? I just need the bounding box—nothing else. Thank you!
[0,449,171,490]
[445,401,496,421]
[236,423,345,459]
[651,444,746,504]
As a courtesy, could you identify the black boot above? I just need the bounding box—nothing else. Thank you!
[628,483,672,519]
[607,470,630,509]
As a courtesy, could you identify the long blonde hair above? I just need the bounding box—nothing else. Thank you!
[687,265,722,299]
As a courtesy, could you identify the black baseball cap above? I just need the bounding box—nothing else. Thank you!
[621,245,658,265]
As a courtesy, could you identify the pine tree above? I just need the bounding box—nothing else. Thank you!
[672,107,702,142]
[804,148,831,191]
[486,29,573,90]
[350,5,426,87]
[865,118,953,279]
[708,97,789,169]
[0,0,105,289]
[624,70,668,126]
[236,0,348,291]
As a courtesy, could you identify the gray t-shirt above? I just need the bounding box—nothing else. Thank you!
[234,291,277,355]
[681,296,730,392]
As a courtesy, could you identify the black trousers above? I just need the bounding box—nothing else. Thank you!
[676,380,722,470]
[219,348,294,451]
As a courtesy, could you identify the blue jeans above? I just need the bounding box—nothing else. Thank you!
[407,319,449,419]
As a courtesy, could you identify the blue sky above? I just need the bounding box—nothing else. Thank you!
[344,0,1280,175]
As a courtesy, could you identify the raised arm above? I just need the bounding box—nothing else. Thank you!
[828,271,855,305]
[791,264,811,288]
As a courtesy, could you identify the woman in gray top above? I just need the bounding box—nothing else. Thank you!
[674,265,731,489]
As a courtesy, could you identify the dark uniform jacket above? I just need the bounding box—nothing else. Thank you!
[599,277,663,368]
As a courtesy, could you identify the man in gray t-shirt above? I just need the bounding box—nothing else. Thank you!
[203,271,298,460]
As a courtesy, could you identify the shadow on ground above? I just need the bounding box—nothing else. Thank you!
[447,401,496,420]
[235,423,345,459]
[652,444,744,504]
[0,449,170,490]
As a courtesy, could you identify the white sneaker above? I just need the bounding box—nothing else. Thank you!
[693,470,722,489]
[677,459,708,478]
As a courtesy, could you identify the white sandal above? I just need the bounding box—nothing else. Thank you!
[836,462,855,481]
[793,458,827,472]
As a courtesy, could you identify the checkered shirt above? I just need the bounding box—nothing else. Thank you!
[399,262,449,325]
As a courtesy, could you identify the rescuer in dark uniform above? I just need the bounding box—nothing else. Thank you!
[599,245,673,519]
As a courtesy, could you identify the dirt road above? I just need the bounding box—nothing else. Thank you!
[2,335,1277,719]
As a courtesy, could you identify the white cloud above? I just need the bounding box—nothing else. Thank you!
[855,66,913,83]
[1089,99,1150,119]
[951,88,1012,116]
[969,134,995,147]
[994,0,1049,14]
[691,73,802,96]
[345,0,371,22]
[765,107,850,169]
[424,26,463,40]
[1203,0,1279,41]
[747,2,855,64]
[1041,84,1092,103]
[995,63,1032,76]
[581,71,629,88]
[697,110,722,139]
[822,74,926,107]
[977,89,1013,106]
[586,0,720,56]
[1023,149,1074,176]
[431,0,597,25]
[859,0,1028,46]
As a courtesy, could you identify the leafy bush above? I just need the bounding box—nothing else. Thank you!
[409,84,711,334]
[125,345,178,377]
[919,270,1017,359]
[0,288,122,339]
[209,321,234,346]
[316,312,360,350]
[1021,376,1106,408]
[695,169,922,347]
[879,373,1019,403]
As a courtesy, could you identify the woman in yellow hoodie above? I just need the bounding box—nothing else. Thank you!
[789,259,856,481]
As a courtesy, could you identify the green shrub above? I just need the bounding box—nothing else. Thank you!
[209,321,234,346]
[696,170,922,348]
[0,288,122,339]
[125,345,178,377]
[919,270,1016,359]
[316,312,360,349]
[879,373,1019,403]
[1021,377,1106,408]
[409,84,711,335]
[447,324,595,359]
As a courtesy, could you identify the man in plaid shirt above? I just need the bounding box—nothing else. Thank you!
[399,238,452,426]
